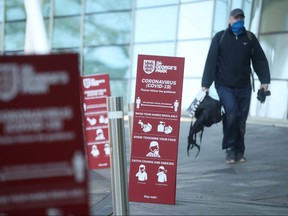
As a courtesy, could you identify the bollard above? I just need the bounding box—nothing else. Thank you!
[107,96,130,216]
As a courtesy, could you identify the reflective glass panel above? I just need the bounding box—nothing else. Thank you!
[250,1,261,34]
[0,0,3,22]
[41,0,51,18]
[261,0,288,33]
[177,40,210,78]
[110,79,128,107]
[242,0,252,26]
[55,0,81,16]
[136,0,178,8]
[259,34,288,80]
[4,21,25,51]
[83,46,130,78]
[182,78,202,110]
[178,2,213,39]
[250,80,287,119]
[180,0,203,2]
[213,0,228,34]
[129,79,137,103]
[53,17,81,48]
[44,19,50,40]
[5,0,26,21]
[86,0,131,13]
[0,23,2,50]
[231,0,243,9]
[51,48,79,54]
[84,12,131,46]
[134,6,177,43]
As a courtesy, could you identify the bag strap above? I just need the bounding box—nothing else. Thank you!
[219,29,227,45]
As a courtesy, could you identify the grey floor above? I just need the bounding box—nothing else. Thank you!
[90,120,288,215]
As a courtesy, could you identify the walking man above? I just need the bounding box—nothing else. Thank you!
[201,8,271,164]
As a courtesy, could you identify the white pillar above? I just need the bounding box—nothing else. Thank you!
[24,0,50,54]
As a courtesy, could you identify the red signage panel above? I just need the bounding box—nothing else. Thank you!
[129,54,185,204]
[80,74,111,169]
[0,54,90,215]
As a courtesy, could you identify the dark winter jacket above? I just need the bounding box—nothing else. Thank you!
[201,26,270,89]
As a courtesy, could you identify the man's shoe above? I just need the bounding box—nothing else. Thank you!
[236,155,246,163]
[225,158,236,164]
[225,147,236,164]
[237,157,246,163]
[235,151,246,163]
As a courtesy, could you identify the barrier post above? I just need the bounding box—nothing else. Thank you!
[107,96,130,215]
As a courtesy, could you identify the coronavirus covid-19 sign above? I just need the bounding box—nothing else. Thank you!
[129,54,185,205]
[80,74,111,169]
[0,54,90,215]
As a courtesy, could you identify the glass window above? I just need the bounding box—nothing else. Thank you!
[250,1,261,34]
[182,78,202,111]
[178,1,213,39]
[110,79,128,107]
[86,0,131,13]
[0,23,2,51]
[180,0,203,2]
[213,0,228,34]
[0,0,3,22]
[231,0,243,9]
[242,0,252,26]
[177,40,210,78]
[0,0,3,52]
[5,0,26,21]
[41,0,51,18]
[134,6,178,43]
[84,12,131,46]
[43,19,50,43]
[4,21,25,51]
[55,0,81,16]
[83,46,130,78]
[53,17,81,48]
[259,34,288,80]
[51,48,79,53]
[128,79,137,103]
[250,80,287,119]
[260,0,288,33]
[136,0,178,8]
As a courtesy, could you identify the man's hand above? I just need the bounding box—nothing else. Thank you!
[202,87,209,92]
[261,84,269,91]
[257,85,271,103]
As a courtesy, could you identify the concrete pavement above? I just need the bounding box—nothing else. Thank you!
[89,119,288,215]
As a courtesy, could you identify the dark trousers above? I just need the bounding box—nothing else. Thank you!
[216,86,252,154]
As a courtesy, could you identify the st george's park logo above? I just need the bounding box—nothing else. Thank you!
[0,64,19,102]
[143,60,156,74]
[0,63,69,102]
[143,59,177,74]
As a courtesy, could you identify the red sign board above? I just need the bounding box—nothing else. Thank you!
[0,54,90,215]
[128,54,185,204]
[80,74,111,169]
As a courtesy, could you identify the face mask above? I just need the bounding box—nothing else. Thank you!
[154,149,159,155]
[231,20,244,35]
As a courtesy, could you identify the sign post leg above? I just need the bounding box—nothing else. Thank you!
[107,96,130,215]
